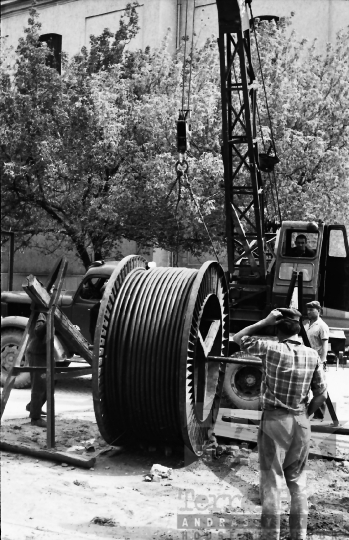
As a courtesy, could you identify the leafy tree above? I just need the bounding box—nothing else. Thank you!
[1,4,141,268]
[252,17,349,229]
[1,7,348,270]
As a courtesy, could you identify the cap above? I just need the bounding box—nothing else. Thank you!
[277,308,302,321]
[306,301,321,310]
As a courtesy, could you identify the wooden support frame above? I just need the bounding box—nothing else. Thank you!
[1,257,95,454]
[1,258,66,418]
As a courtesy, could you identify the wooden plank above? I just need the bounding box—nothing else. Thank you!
[215,417,257,442]
[52,368,92,380]
[220,408,349,435]
[215,415,349,460]
[23,275,93,365]
[0,441,96,469]
[13,366,91,373]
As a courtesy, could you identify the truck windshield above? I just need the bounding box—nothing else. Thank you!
[279,262,313,282]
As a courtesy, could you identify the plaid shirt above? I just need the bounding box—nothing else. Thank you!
[240,336,327,412]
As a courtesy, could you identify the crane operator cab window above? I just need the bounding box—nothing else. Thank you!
[283,231,318,258]
[279,230,319,282]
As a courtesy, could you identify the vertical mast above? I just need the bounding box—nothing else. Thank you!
[216,0,266,282]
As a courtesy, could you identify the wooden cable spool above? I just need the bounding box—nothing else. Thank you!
[92,255,229,455]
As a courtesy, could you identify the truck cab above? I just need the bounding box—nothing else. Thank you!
[272,221,349,341]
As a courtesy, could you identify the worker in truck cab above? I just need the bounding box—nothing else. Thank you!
[233,308,327,540]
[304,300,329,419]
[289,234,314,257]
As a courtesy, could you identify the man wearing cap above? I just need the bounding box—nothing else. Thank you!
[304,301,329,367]
[304,301,329,420]
[233,308,327,540]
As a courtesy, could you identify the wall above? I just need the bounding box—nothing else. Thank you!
[179,0,349,53]
[2,0,348,287]
[3,0,348,59]
[1,0,178,57]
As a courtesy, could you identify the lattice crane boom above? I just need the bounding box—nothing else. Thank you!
[216,0,267,282]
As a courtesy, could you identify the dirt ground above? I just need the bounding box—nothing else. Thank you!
[1,411,349,540]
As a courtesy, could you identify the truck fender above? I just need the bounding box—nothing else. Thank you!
[1,315,70,362]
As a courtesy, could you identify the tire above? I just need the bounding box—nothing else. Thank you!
[222,363,262,410]
[1,328,31,389]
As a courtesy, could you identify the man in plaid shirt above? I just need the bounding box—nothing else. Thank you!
[233,308,327,540]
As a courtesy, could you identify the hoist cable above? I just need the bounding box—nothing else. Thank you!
[248,4,278,157]
[272,169,282,224]
[187,0,196,110]
[257,101,279,218]
[267,172,277,217]
[183,173,220,263]
[256,101,267,152]
[181,0,190,111]
[248,4,282,225]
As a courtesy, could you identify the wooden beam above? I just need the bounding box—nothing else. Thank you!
[46,258,68,449]
[221,412,349,435]
[215,409,349,460]
[0,441,96,469]
[23,275,93,365]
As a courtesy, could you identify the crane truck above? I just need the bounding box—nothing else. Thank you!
[215,0,349,409]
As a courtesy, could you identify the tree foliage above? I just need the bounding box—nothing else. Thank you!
[1,7,348,269]
[252,17,349,228]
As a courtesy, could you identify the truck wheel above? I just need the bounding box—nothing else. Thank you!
[222,363,262,410]
[1,328,31,389]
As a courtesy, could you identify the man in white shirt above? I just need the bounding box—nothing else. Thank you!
[304,301,329,365]
[304,301,329,419]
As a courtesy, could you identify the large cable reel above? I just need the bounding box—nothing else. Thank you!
[92,255,229,455]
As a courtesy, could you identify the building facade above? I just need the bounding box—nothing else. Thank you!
[2,0,348,57]
[1,0,348,288]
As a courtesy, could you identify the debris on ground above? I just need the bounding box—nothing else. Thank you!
[144,464,173,482]
[90,516,117,527]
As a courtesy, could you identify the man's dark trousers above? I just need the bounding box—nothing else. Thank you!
[27,350,47,420]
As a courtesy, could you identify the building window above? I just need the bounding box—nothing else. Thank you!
[39,33,62,74]
[250,15,280,28]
